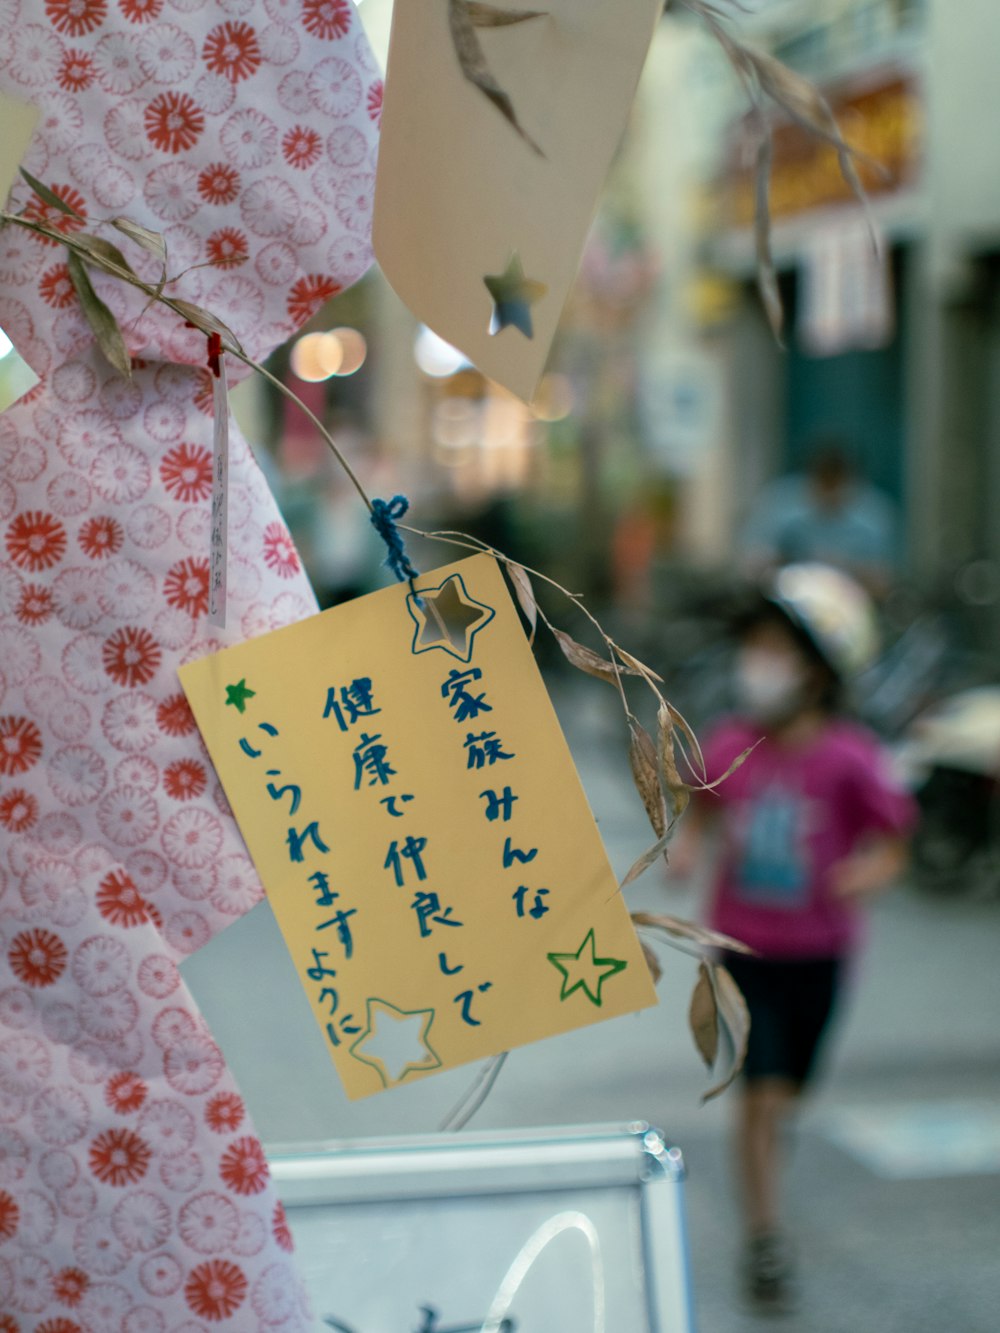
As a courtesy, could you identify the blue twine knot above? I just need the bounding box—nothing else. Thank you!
[370,494,421,588]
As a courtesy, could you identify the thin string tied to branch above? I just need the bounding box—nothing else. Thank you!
[370,494,421,597]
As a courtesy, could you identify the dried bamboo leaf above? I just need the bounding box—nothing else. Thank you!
[639,938,663,986]
[689,961,719,1070]
[656,702,691,824]
[110,216,168,261]
[628,720,668,840]
[20,168,83,217]
[630,910,753,956]
[701,962,751,1103]
[695,741,759,794]
[614,645,664,684]
[506,562,537,645]
[662,699,705,780]
[619,825,674,889]
[466,1,546,26]
[170,299,244,353]
[72,234,139,282]
[67,252,131,379]
[552,627,640,686]
[447,0,544,156]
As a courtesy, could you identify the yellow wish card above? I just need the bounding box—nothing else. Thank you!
[373,0,664,403]
[179,554,657,1099]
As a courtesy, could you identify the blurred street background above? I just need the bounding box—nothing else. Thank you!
[5,0,1000,1326]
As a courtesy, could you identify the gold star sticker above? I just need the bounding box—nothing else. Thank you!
[406,573,495,663]
[483,252,548,338]
[348,998,441,1088]
[224,679,255,713]
[547,929,628,1007]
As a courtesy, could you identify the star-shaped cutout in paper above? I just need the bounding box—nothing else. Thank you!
[406,573,495,663]
[484,252,548,339]
[547,929,628,1008]
[348,998,441,1088]
[224,679,256,713]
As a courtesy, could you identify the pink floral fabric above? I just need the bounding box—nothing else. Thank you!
[0,0,380,1327]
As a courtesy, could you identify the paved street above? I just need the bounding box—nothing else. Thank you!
[186,675,1000,1332]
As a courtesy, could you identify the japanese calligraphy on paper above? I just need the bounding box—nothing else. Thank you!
[179,555,657,1099]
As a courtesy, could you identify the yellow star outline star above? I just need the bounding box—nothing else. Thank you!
[483,252,548,339]
[224,679,255,713]
[405,573,495,663]
[348,997,442,1089]
[547,929,628,1008]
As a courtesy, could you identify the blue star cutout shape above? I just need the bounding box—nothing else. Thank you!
[547,929,628,1008]
[348,998,441,1088]
[484,252,548,339]
[406,573,495,663]
[224,679,255,713]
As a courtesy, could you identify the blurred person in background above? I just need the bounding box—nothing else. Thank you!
[669,565,916,1314]
[740,439,899,597]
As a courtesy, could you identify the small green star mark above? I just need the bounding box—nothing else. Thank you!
[548,929,628,1007]
[484,252,548,339]
[224,679,256,713]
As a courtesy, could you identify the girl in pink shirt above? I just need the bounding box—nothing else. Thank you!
[672,565,915,1313]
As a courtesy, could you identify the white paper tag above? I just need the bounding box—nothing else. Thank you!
[208,368,229,628]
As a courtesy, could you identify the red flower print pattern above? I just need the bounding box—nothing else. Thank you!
[39,263,77,308]
[105,1070,148,1114]
[16,582,55,624]
[0,787,39,832]
[102,626,162,687]
[45,0,107,37]
[367,79,383,125]
[204,1091,244,1134]
[206,227,248,268]
[184,1258,248,1322]
[286,272,340,323]
[164,556,209,617]
[88,1126,152,1186]
[156,691,197,737]
[272,1200,294,1252]
[159,442,212,502]
[78,515,125,559]
[0,716,44,775]
[261,521,300,579]
[119,0,163,22]
[8,928,68,987]
[58,48,95,91]
[22,183,88,246]
[196,161,241,205]
[6,511,68,571]
[163,758,208,801]
[281,124,321,169]
[0,0,378,1318]
[96,868,151,927]
[203,21,262,83]
[0,1190,18,1241]
[219,1136,269,1195]
[145,91,205,155]
[52,1267,90,1306]
[301,0,351,41]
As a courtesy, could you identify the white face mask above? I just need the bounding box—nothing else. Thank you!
[733,647,807,723]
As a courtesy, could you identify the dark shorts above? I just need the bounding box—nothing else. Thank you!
[724,954,843,1087]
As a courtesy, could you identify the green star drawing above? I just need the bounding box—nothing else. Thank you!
[548,929,628,1008]
[483,252,548,339]
[224,679,255,713]
[406,573,495,663]
[348,998,441,1088]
